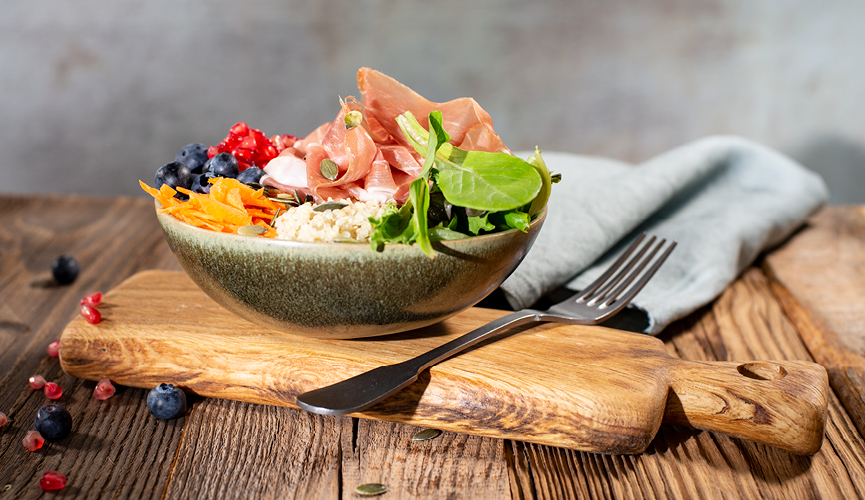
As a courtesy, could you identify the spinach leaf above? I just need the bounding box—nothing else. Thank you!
[396,111,542,211]
[527,147,553,216]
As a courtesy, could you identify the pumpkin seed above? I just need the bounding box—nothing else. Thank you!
[270,207,282,227]
[344,110,363,130]
[355,483,388,496]
[313,201,348,212]
[268,197,299,206]
[320,158,339,181]
[238,225,267,236]
[411,428,442,441]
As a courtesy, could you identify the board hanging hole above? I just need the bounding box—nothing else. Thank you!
[737,362,787,380]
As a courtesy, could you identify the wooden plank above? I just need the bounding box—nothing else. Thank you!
[763,206,865,440]
[0,195,184,499]
[341,420,510,499]
[505,269,865,499]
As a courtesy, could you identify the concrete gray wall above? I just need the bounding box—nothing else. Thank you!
[2,1,864,202]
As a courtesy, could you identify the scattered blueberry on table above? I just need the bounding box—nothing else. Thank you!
[34,404,73,441]
[50,255,79,285]
[147,383,187,420]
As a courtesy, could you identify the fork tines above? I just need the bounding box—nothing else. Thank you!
[577,233,677,309]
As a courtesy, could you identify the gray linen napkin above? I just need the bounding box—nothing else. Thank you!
[503,136,828,334]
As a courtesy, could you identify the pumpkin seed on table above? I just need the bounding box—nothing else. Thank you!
[355,483,389,496]
[411,428,442,442]
[238,225,267,236]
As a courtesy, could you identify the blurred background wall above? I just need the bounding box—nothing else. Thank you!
[2,0,863,203]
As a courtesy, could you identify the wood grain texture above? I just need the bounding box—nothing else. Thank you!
[4,195,865,499]
[59,270,828,455]
[764,206,865,442]
[507,269,865,499]
[0,195,184,499]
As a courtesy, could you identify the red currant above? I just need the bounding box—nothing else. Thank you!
[39,471,67,491]
[81,304,101,324]
[44,382,62,400]
[80,291,103,307]
[46,340,60,357]
[23,430,44,451]
[93,379,116,400]
[29,375,47,389]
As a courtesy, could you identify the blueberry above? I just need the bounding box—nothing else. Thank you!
[174,143,209,174]
[236,167,265,185]
[155,161,193,195]
[204,152,239,178]
[191,172,217,194]
[147,383,187,420]
[51,255,79,285]
[34,404,72,441]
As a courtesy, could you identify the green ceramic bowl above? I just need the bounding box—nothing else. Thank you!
[156,205,545,339]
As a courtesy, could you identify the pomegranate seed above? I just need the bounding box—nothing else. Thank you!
[29,375,47,389]
[44,382,62,400]
[93,379,116,400]
[39,471,67,491]
[230,122,250,137]
[0,411,7,427]
[207,145,221,158]
[46,340,60,357]
[80,291,103,307]
[23,430,44,451]
[239,136,257,149]
[80,304,101,324]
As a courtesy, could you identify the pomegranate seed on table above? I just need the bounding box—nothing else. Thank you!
[46,340,60,357]
[39,471,67,491]
[44,382,62,400]
[93,379,116,400]
[29,375,47,389]
[81,304,101,324]
[23,430,44,451]
[80,291,103,307]
[0,411,7,427]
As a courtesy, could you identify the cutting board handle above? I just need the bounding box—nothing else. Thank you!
[664,359,829,455]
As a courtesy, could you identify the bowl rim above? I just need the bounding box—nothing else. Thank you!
[155,199,547,250]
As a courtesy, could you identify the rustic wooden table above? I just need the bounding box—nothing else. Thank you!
[1,195,864,499]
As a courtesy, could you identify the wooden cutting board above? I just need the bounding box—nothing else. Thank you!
[59,270,829,455]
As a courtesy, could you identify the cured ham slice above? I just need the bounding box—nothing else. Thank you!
[264,68,511,204]
[357,67,510,154]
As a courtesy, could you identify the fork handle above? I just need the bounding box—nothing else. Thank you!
[295,310,541,416]
[663,359,829,455]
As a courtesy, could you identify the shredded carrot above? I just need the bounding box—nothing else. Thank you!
[141,178,282,238]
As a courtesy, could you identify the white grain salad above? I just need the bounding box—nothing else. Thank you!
[273,199,388,243]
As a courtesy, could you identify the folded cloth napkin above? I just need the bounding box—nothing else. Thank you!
[503,136,829,335]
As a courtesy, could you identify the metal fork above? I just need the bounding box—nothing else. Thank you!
[296,233,676,416]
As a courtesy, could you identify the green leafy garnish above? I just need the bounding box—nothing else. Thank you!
[370,111,556,257]
[396,112,542,211]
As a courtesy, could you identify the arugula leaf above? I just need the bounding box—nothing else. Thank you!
[396,111,541,211]
[371,111,448,257]
[369,202,414,250]
[467,213,495,235]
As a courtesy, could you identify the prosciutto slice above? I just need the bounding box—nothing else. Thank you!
[263,67,511,204]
